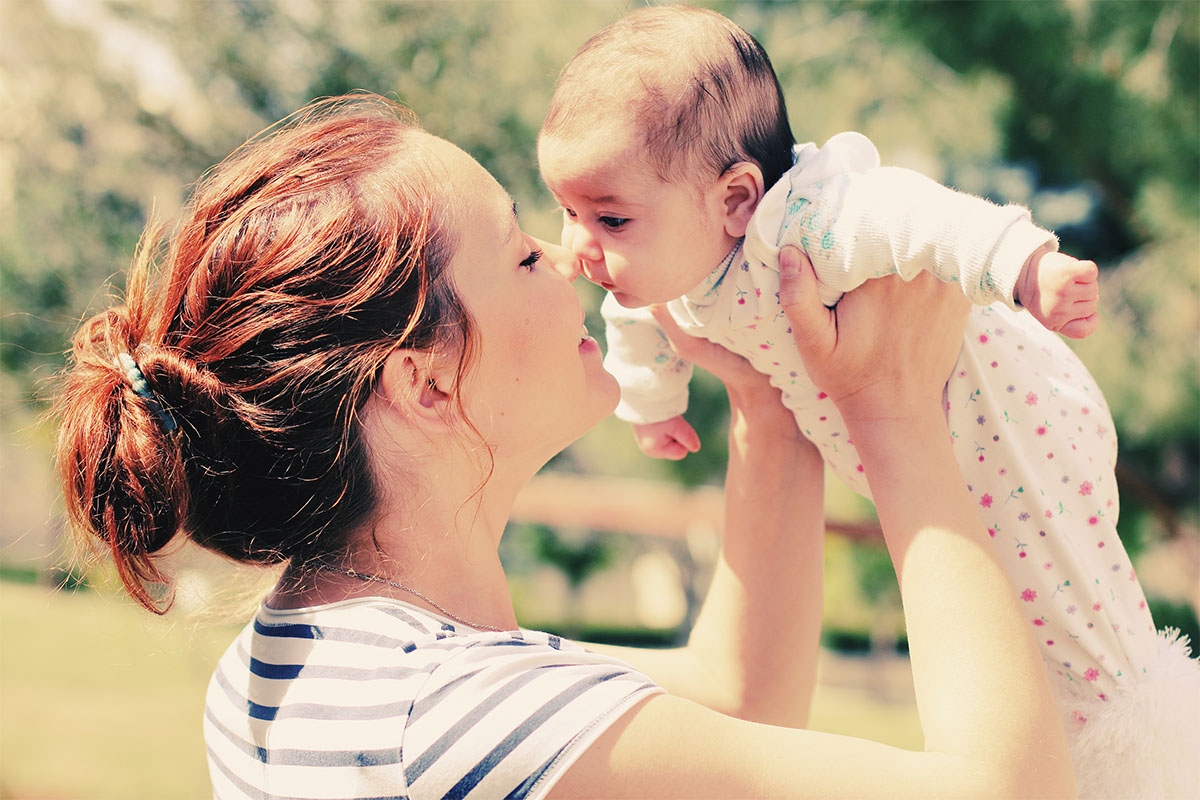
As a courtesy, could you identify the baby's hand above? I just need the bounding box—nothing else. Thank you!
[633,416,701,461]
[1015,247,1100,339]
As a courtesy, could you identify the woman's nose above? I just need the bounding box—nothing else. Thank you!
[537,239,582,282]
[564,220,604,263]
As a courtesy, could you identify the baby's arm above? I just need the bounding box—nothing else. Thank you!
[600,294,694,429]
[1015,244,1099,338]
[756,133,1080,326]
[633,416,701,461]
[782,166,1054,310]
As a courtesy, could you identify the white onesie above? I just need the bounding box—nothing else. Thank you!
[601,132,1198,797]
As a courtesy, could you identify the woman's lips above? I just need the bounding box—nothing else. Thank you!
[579,322,599,352]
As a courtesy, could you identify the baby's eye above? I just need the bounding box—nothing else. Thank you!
[519,248,543,270]
[561,207,578,219]
[599,216,628,230]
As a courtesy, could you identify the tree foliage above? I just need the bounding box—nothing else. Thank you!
[859,0,1199,543]
[862,0,1199,251]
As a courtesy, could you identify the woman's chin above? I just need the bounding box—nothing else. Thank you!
[559,395,621,455]
[594,374,621,416]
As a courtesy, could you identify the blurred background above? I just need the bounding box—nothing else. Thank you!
[1,0,1196,797]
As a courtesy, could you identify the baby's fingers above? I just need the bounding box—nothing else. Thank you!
[1052,267,1101,339]
[1058,311,1099,339]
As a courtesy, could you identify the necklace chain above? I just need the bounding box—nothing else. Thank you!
[316,564,504,632]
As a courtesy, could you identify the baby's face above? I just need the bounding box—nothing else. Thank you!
[538,127,736,308]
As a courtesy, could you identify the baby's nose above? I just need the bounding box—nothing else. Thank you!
[567,225,603,262]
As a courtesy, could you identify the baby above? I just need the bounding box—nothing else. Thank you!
[538,6,1197,797]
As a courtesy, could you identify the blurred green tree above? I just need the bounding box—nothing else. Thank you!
[1,0,1194,570]
[861,0,1198,249]
[1,0,613,398]
[858,0,1199,548]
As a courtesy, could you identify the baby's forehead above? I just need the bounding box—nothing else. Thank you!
[539,121,649,182]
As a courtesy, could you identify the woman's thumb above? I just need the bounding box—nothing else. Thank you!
[778,246,833,360]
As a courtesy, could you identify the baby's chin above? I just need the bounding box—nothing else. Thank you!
[608,289,653,309]
[610,287,689,309]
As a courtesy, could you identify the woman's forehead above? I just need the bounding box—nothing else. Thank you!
[426,135,514,239]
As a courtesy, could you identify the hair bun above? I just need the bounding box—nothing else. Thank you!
[55,306,189,613]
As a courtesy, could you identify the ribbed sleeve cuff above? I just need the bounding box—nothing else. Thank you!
[987,213,1058,310]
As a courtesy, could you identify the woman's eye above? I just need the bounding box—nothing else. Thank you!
[519,249,543,270]
[599,216,628,230]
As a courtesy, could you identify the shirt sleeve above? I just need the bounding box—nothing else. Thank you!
[601,293,693,424]
[403,632,664,800]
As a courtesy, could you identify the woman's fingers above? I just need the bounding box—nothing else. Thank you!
[779,244,970,416]
[777,246,834,367]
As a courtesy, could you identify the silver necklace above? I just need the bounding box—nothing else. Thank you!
[317,564,504,632]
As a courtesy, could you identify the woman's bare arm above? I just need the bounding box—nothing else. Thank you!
[589,311,825,727]
[782,247,1073,791]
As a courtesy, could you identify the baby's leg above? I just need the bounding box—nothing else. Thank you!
[948,315,1152,691]
[783,302,1199,795]
[948,306,1198,797]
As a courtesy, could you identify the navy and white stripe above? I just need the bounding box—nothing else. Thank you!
[204,598,662,799]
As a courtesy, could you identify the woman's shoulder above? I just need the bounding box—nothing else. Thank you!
[244,596,642,672]
[245,596,665,742]
[207,597,663,800]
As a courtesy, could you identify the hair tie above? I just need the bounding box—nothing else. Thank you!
[115,352,178,433]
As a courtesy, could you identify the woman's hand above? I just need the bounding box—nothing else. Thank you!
[778,246,970,423]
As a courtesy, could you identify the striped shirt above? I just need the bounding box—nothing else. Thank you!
[204,597,663,800]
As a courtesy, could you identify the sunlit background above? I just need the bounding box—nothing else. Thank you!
[2,1,1197,797]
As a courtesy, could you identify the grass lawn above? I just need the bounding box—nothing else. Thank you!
[0,579,921,799]
[810,650,922,751]
[0,580,239,800]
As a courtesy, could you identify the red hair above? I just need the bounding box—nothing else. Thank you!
[55,95,472,613]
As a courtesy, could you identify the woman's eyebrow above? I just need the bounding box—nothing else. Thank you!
[508,200,523,241]
[503,201,519,244]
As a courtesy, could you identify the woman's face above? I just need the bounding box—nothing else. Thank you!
[429,135,619,462]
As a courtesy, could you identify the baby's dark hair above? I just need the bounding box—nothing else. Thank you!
[541,5,795,190]
[54,94,472,613]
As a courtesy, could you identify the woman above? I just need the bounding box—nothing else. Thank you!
[56,94,1074,799]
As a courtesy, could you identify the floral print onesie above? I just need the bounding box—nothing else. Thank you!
[601,133,1199,797]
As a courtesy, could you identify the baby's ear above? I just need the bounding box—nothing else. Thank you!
[719,162,765,238]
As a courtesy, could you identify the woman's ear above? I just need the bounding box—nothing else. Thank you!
[719,162,766,238]
[376,348,456,421]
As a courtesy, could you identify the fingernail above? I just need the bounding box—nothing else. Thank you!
[779,252,796,277]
